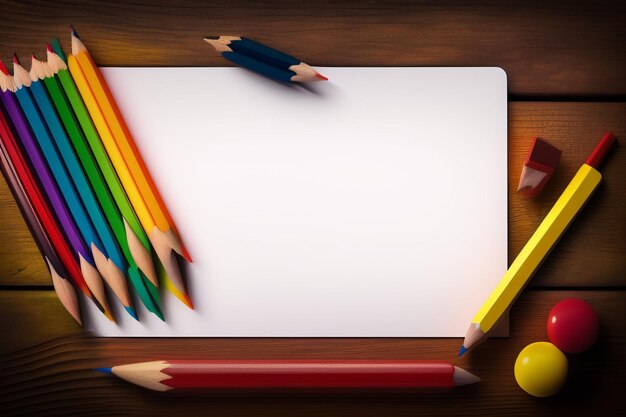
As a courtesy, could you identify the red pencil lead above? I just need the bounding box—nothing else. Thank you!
[12,54,20,65]
[46,43,54,53]
[31,53,36,61]
[0,60,9,75]
[315,72,328,81]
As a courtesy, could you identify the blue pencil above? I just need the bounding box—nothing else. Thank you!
[13,55,136,319]
[204,36,327,83]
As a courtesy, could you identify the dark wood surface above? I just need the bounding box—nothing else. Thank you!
[1,1,625,416]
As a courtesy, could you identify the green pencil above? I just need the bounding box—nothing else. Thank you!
[44,43,163,320]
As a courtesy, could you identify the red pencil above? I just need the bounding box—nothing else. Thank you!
[97,360,480,391]
[0,96,97,305]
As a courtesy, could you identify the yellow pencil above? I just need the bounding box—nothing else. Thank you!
[67,31,192,309]
[460,132,616,356]
[69,27,191,263]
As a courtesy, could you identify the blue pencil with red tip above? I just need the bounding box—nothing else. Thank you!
[204,36,327,83]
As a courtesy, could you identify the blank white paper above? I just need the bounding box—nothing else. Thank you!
[84,67,508,337]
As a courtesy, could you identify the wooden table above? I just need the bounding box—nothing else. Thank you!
[1,1,624,415]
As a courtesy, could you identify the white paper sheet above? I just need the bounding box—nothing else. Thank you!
[85,67,508,337]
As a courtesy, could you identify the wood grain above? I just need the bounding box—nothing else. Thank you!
[0,0,625,96]
[508,102,625,287]
[1,290,624,416]
[1,102,623,287]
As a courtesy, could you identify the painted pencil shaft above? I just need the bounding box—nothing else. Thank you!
[68,54,191,309]
[50,41,156,281]
[462,133,616,354]
[71,29,191,262]
[10,62,114,320]
[0,77,91,267]
[204,36,327,82]
[222,52,297,83]
[28,70,128,276]
[50,43,160,299]
[26,57,137,318]
[102,360,480,391]
[0,142,82,325]
[42,55,162,319]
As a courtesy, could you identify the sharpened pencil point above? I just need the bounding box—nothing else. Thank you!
[181,246,193,263]
[104,309,116,323]
[125,306,139,321]
[95,367,112,374]
[315,72,328,81]
[203,36,220,40]
[70,25,79,38]
[46,43,53,53]
[458,346,468,357]
[154,307,165,321]
[13,54,20,65]
[183,293,195,310]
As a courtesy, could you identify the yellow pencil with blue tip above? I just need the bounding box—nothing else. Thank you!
[460,132,616,357]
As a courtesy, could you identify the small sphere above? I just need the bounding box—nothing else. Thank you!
[514,342,568,397]
[547,298,599,353]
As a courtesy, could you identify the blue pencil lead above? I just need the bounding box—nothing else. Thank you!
[94,367,112,374]
[458,346,468,357]
[125,306,139,321]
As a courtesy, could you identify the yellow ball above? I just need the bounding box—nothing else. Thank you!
[514,342,568,397]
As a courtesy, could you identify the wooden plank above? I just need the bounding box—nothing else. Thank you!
[508,102,625,287]
[1,102,623,286]
[0,1,625,95]
[1,290,624,416]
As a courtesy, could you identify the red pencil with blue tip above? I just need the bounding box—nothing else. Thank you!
[96,360,480,391]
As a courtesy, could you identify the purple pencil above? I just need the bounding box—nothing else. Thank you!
[0,60,112,318]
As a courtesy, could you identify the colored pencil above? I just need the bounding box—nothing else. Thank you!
[96,360,480,391]
[460,132,617,356]
[68,29,193,309]
[52,38,158,289]
[204,36,327,83]
[0,60,113,321]
[0,109,82,324]
[41,47,163,320]
[25,55,137,320]
[10,57,116,321]
[71,28,191,259]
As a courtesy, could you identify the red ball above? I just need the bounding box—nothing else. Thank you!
[547,298,599,353]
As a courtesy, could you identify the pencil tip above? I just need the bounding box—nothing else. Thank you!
[184,293,195,310]
[46,43,53,53]
[0,60,9,75]
[31,53,36,61]
[104,309,116,323]
[458,346,468,357]
[12,54,20,65]
[154,308,165,321]
[125,306,139,321]
[94,367,112,374]
[203,36,220,40]
[70,25,79,38]
[181,246,193,263]
[315,72,328,81]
